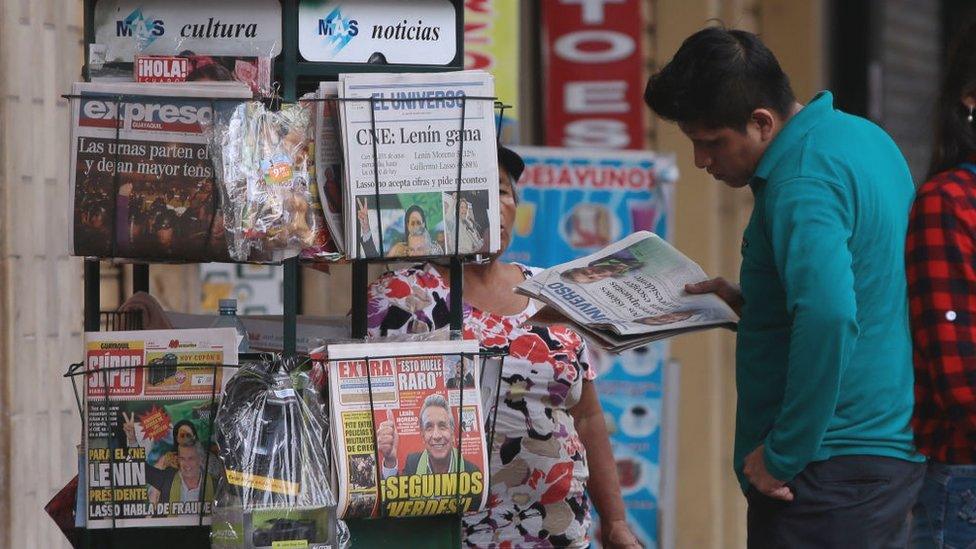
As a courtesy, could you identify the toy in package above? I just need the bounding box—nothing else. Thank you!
[211,359,348,549]
[211,101,323,261]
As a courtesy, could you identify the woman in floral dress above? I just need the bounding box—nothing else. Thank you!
[367,147,639,548]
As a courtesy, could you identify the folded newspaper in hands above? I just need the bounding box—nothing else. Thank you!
[321,339,488,520]
[517,231,739,352]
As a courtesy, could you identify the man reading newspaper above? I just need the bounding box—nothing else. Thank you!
[645,27,923,548]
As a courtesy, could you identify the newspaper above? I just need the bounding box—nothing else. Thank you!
[517,231,738,352]
[322,339,488,519]
[337,70,499,259]
[83,327,239,528]
[315,82,346,253]
[69,81,252,261]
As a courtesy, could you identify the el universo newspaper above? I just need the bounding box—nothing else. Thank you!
[518,231,738,351]
[325,339,488,519]
[84,328,238,528]
[337,70,500,259]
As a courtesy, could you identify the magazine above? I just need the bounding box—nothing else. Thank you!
[83,327,239,528]
[323,339,488,519]
[69,81,252,261]
[516,231,739,351]
[337,70,500,259]
[134,55,272,96]
[314,82,346,254]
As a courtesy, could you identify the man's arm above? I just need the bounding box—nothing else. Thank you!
[761,177,860,481]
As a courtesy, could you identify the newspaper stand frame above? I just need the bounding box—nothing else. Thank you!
[306,93,512,547]
[69,1,504,546]
[64,90,511,547]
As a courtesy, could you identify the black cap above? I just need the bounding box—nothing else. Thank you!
[498,145,525,182]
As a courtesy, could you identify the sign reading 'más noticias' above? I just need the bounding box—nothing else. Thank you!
[94,0,282,62]
[298,0,458,64]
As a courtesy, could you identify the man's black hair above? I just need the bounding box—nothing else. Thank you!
[644,27,795,130]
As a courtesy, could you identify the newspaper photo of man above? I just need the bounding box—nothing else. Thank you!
[559,247,644,284]
[444,357,475,390]
[145,441,216,506]
[377,394,481,479]
[634,311,694,326]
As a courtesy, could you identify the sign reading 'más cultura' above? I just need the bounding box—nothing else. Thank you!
[94,0,283,62]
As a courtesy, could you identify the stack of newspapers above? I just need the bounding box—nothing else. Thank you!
[319,339,489,520]
[314,70,500,259]
[517,232,739,352]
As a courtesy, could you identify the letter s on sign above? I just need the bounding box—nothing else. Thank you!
[563,119,630,149]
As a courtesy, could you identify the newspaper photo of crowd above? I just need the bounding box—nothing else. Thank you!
[73,141,228,261]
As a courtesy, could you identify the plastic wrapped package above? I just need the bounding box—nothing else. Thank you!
[209,101,322,261]
[211,358,348,549]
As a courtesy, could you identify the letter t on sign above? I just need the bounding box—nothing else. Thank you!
[562,0,627,24]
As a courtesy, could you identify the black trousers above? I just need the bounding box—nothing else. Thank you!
[747,455,925,549]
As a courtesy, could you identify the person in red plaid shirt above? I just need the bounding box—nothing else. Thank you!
[907,19,976,548]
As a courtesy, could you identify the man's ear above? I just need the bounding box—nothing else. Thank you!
[750,108,777,141]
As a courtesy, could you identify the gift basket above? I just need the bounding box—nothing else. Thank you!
[211,357,348,549]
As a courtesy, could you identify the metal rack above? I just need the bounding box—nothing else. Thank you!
[73,1,496,547]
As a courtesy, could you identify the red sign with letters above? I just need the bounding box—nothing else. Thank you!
[542,0,645,150]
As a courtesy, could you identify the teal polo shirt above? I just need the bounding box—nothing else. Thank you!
[735,91,922,488]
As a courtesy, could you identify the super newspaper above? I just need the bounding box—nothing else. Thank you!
[324,339,488,519]
[517,231,738,351]
[84,328,238,528]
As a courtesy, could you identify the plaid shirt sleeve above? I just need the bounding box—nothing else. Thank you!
[907,177,976,460]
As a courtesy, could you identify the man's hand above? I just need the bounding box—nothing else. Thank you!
[601,519,642,548]
[122,412,137,446]
[376,410,398,468]
[743,445,793,501]
[685,277,744,316]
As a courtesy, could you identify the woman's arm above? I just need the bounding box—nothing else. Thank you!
[572,380,640,548]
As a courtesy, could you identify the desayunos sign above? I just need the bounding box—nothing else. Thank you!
[298,0,458,64]
[94,0,282,62]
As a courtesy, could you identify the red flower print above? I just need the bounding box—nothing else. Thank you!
[417,271,440,289]
[540,462,574,505]
[509,334,552,364]
[549,325,582,351]
[385,278,411,299]
[528,468,544,489]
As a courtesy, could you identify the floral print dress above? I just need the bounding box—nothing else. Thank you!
[367,263,596,548]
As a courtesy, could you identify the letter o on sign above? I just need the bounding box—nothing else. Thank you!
[554,30,635,63]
